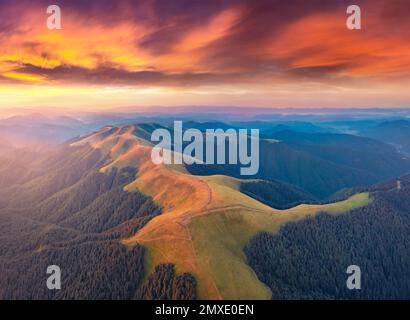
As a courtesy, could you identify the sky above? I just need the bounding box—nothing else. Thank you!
[1,0,410,112]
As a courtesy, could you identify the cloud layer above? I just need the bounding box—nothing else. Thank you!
[1,0,410,108]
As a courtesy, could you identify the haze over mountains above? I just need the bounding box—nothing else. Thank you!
[0,109,410,299]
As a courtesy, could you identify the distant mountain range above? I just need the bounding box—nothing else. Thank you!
[188,128,410,198]
[359,120,410,154]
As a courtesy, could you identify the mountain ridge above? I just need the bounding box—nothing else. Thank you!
[0,123,378,299]
[69,124,371,299]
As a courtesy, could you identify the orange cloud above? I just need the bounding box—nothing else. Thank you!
[177,8,242,52]
[155,7,243,72]
[1,0,410,109]
[266,10,410,78]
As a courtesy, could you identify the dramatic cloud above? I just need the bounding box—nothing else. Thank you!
[0,0,410,108]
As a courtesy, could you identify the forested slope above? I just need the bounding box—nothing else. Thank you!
[245,177,410,299]
[0,141,196,300]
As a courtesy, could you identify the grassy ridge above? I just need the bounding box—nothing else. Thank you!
[75,125,372,299]
[133,190,370,299]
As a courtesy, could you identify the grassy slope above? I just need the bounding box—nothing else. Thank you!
[188,193,370,299]
[76,126,371,300]
[124,170,370,299]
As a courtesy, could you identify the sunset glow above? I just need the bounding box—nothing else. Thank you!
[1,0,410,111]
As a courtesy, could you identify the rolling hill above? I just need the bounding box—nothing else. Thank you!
[264,130,410,178]
[359,120,410,154]
[0,124,373,299]
[187,129,410,198]
[0,114,88,145]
